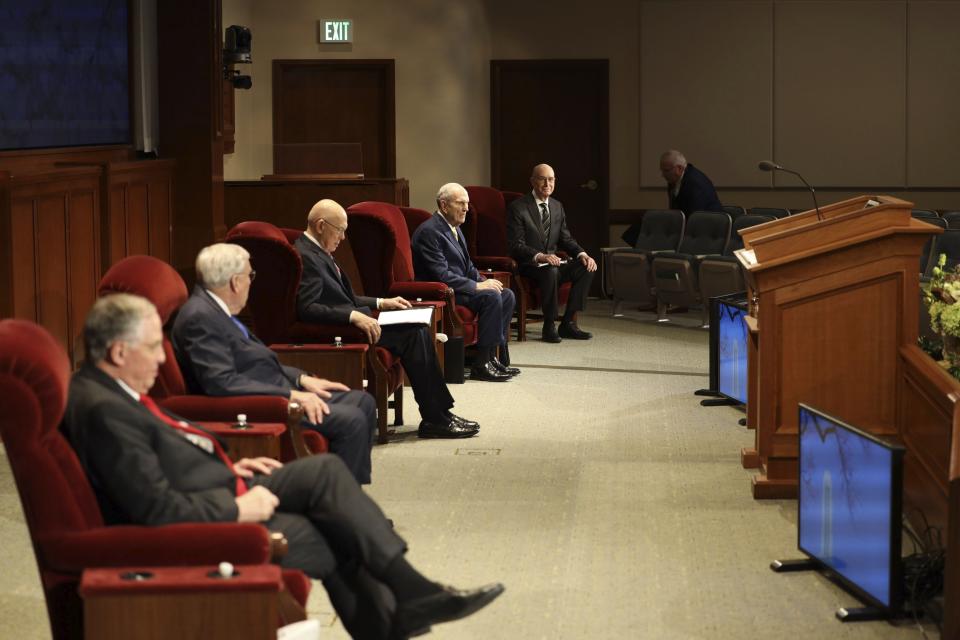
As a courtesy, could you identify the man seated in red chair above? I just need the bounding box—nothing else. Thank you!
[506,163,598,343]
[170,243,375,485]
[64,293,504,640]
[411,183,520,382]
[294,198,480,439]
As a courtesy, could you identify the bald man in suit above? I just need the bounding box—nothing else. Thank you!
[506,163,597,343]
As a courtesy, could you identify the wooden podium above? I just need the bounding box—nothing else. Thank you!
[735,195,940,499]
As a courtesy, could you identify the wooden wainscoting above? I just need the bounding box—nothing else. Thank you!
[0,167,102,366]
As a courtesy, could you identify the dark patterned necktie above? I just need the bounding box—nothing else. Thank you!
[540,202,551,241]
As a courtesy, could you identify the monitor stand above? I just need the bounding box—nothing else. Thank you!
[771,559,919,624]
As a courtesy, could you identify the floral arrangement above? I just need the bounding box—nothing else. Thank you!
[924,254,960,337]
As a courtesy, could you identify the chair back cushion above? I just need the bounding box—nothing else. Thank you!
[727,214,774,254]
[678,212,732,256]
[466,186,509,256]
[226,221,302,345]
[400,207,433,237]
[98,256,189,398]
[0,320,105,537]
[635,209,685,251]
[347,201,414,294]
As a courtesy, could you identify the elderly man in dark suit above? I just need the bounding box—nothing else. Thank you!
[170,243,375,484]
[294,199,479,438]
[660,149,723,215]
[507,163,597,343]
[411,183,519,382]
[65,293,504,640]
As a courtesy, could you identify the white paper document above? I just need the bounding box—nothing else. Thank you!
[377,307,434,326]
[735,248,757,266]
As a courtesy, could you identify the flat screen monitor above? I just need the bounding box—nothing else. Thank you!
[717,298,748,404]
[797,404,904,612]
[0,0,130,151]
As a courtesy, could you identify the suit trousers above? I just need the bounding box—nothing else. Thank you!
[304,389,377,485]
[518,260,594,324]
[252,454,406,639]
[456,288,515,348]
[377,324,454,422]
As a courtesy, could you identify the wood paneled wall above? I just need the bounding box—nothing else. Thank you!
[101,160,175,269]
[0,168,102,366]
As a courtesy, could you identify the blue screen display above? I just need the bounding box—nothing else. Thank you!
[717,300,748,404]
[798,406,898,608]
[0,1,130,150]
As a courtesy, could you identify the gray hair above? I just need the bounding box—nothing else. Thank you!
[436,182,466,206]
[195,243,250,289]
[660,149,687,168]
[84,294,157,363]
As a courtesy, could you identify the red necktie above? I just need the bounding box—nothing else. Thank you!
[139,395,247,496]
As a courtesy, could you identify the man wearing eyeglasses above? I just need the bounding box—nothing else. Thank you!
[170,243,376,485]
[295,199,481,440]
[506,163,597,343]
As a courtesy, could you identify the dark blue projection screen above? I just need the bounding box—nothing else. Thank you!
[0,1,130,150]
[797,404,904,610]
[716,299,748,404]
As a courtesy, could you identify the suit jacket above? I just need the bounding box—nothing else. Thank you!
[410,212,485,296]
[295,234,378,324]
[171,286,302,397]
[63,364,239,526]
[506,192,585,268]
[668,163,723,215]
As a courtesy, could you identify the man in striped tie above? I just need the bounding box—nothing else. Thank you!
[506,163,597,343]
[64,294,505,639]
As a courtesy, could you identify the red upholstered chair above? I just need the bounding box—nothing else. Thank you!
[347,201,478,347]
[97,255,326,458]
[225,221,405,444]
[0,319,310,640]
[466,185,572,341]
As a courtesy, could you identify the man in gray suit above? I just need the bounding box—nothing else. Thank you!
[506,163,597,343]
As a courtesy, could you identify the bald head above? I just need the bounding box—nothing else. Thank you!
[306,199,348,253]
[530,163,556,200]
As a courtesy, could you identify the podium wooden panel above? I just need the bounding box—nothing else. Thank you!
[737,196,939,498]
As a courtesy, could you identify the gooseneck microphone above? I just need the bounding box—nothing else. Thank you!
[758,160,822,221]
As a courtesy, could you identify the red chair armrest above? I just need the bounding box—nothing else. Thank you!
[38,523,272,572]
[388,281,451,300]
[474,256,517,272]
[157,395,290,423]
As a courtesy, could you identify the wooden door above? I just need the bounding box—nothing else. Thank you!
[273,60,395,179]
[491,59,609,292]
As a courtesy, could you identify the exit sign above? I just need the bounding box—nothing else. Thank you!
[320,19,353,43]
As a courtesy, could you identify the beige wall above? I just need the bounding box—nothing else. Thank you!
[224,0,960,216]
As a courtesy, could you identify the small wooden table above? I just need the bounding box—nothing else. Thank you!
[81,565,282,640]
[198,421,286,461]
[273,342,369,390]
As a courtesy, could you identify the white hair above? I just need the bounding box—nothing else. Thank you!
[195,243,250,289]
[661,149,687,168]
[84,294,157,363]
[436,182,466,205]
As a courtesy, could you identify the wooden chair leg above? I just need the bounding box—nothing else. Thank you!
[392,385,404,426]
[518,300,527,341]
[375,379,389,444]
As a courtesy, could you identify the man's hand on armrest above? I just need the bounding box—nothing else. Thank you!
[477,279,504,292]
[235,486,279,523]
[379,296,412,310]
[289,389,330,424]
[349,310,381,343]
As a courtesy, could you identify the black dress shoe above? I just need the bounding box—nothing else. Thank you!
[418,417,478,439]
[491,357,520,376]
[558,322,592,340]
[394,583,505,638]
[542,323,562,343]
[446,412,480,430]
[469,361,511,382]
